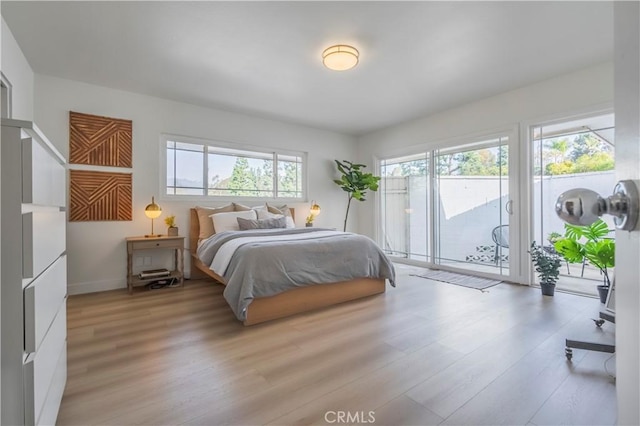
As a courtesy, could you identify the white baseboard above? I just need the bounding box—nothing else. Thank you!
[67,268,195,295]
[67,278,125,295]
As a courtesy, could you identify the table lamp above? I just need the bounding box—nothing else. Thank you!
[144,196,162,237]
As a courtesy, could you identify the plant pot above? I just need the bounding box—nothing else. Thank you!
[597,285,609,304]
[540,282,555,296]
[305,223,313,227]
[167,226,179,236]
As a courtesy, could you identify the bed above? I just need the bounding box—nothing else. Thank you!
[189,207,395,325]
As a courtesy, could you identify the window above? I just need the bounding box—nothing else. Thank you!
[163,135,306,200]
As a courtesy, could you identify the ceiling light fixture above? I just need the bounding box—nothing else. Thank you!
[322,44,359,71]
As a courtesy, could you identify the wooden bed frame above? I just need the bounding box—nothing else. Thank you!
[189,208,386,325]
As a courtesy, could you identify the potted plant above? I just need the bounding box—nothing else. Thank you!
[305,213,315,227]
[165,214,178,236]
[529,241,562,296]
[553,219,614,303]
[333,160,380,232]
[547,232,562,245]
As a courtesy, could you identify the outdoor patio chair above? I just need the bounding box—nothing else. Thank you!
[491,224,509,265]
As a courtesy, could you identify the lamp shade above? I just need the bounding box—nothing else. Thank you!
[144,196,162,219]
[310,201,321,216]
[322,45,359,71]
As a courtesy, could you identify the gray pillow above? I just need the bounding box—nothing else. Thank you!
[237,216,287,230]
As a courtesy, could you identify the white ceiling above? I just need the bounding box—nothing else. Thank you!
[2,1,613,136]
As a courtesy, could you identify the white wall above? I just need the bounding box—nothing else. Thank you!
[0,17,33,120]
[614,2,640,424]
[356,62,614,239]
[34,74,357,294]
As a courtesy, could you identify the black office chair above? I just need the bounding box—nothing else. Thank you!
[491,225,509,265]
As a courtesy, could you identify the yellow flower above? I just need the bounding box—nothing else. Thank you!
[164,215,176,228]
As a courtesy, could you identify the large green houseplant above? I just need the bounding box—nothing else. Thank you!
[553,219,614,303]
[529,241,562,296]
[333,160,380,232]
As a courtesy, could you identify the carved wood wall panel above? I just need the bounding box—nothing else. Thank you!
[70,170,132,221]
[69,111,132,167]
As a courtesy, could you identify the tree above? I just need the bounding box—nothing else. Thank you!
[334,160,380,231]
[229,157,257,196]
[570,134,604,161]
[435,154,462,176]
[573,152,614,173]
[542,133,615,175]
[400,160,427,176]
[496,145,509,175]
[278,161,300,197]
[546,160,575,175]
[549,139,569,163]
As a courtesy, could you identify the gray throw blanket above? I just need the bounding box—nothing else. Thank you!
[197,228,396,321]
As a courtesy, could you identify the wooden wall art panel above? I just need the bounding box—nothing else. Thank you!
[70,170,132,221]
[69,111,132,167]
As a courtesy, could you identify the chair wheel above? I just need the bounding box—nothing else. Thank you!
[565,347,573,361]
[593,319,605,328]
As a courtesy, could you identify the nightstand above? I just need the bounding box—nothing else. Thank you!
[126,235,185,293]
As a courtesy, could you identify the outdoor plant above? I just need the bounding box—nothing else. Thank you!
[529,241,562,291]
[333,160,380,232]
[547,232,562,244]
[553,219,614,288]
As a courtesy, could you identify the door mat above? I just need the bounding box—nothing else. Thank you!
[413,270,502,291]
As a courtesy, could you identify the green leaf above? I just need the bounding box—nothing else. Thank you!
[553,238,584,263]
[582,219,610,241]
[334,159,381,225]
[564,223,585,241]
[584,240,615,269]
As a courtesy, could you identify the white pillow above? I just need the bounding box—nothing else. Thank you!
[252,205,268,218]
[265,203,296,228]
[256,208,280,220]
[210,210,257,233]
[258,209,295,228]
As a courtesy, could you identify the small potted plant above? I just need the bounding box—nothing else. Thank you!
[553,219,614,303]
[164,214,178,236]
[529,241,561,296]
[547,232,562,245]
[305,213,315,227]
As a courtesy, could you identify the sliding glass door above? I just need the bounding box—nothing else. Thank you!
[531,113,615,294]
[433,138,511,276]
[378,133,515,280]
[380,154,428,262]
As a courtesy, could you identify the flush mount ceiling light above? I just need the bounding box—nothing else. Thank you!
[322,44,359,71]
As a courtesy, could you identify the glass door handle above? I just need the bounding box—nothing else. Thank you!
[505,200,513,215]
[555,180,639,231]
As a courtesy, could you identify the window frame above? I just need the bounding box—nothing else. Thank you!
[159,133,308,203]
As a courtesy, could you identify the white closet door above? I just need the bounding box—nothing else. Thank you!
[22,137,66,207]
[22,210,66,280]
[24,255,67,353]
[23,305,67,426]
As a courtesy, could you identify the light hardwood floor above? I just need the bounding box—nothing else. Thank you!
[59,265,616,425]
